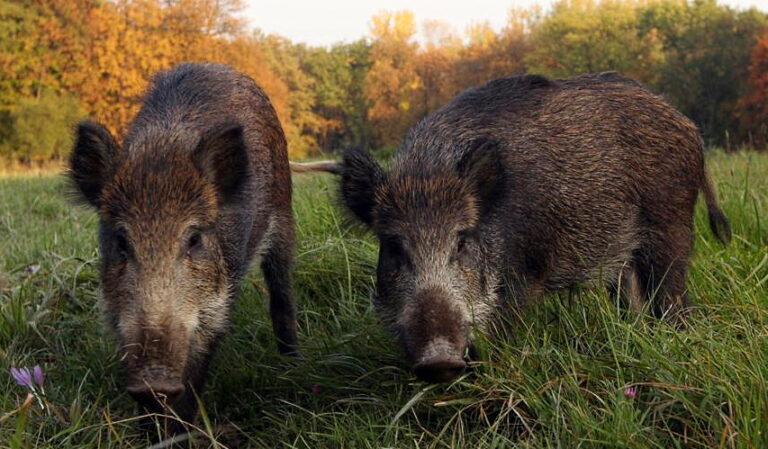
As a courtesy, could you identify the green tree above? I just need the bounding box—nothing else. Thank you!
[526,0,664,83]
[259,34,326,158]
[6,90,84,164]
[302,40,372,151]
[639,0,767,146]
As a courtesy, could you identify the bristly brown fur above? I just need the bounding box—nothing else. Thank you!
[332,72,731,383]
[68,63,298,435]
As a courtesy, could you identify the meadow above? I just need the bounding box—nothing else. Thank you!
[0,151,766,448]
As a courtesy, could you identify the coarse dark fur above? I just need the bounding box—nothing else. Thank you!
[301,72,731,383]
[69,63,297,432]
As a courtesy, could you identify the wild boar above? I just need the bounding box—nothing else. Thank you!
[69,63,298,426]
[298,72,731,383]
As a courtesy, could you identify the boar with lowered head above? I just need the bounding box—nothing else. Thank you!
[302,72,731,383]
[69,63,298,427]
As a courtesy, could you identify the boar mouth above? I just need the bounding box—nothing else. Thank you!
[123,358,189,410]
[406,335,469,383]
[413,358,467,383]
[126,372,187,410]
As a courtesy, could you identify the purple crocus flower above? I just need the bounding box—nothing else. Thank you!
[33,365,44,387]
[10,365,47,411]
[10,367,33,387]
[624,386,637,399]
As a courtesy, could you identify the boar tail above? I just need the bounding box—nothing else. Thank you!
[701,167,732,246]
[290,160,343,175]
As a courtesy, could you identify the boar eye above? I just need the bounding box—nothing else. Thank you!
[381,235,411,269]
[186,231,203,256]
[454,230,473,261]
[456,233,468,254]
[114,230,130,258]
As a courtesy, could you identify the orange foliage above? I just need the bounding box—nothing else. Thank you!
[365,10,534,147]
[739,28,768,149]
[28,0,291,148]
[7,2,764,160]
[364,10,422,146]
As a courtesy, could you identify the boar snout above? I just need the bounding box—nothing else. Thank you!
[400,287,470,383]
[120,321,193,408]
[413,356,466,383]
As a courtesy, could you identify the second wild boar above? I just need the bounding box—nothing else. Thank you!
[300,72,731,383]
[69,63,298,427]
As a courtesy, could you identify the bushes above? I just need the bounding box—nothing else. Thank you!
[1,91,84,166]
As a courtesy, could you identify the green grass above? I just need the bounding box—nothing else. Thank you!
[1,151,766,448]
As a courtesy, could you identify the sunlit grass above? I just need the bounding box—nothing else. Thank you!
[1,151,766,448]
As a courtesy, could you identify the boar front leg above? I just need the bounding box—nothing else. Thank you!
[261,214,299,355]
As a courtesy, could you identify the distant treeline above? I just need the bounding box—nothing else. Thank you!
[1,0,767,165]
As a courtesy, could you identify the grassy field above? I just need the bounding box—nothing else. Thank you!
[0,151,766,448]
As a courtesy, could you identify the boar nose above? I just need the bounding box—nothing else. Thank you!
[127,381,185,405]
[413,357,466,383]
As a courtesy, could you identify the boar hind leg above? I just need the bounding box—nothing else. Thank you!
[636,223,694,326]
[614,262,646,313]
[261,215,299,355]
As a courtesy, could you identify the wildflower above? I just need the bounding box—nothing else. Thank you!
[10,367,33,387]
[33,365,44,387]
[311,384,322,394]
[10,365,46,410]
[24,265,41,276]
[624,386,637,399]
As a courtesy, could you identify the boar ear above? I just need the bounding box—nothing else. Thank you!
[69,120,119,208]
[457,138,505,215]
[340,147,385,225]
[193,123,250,204]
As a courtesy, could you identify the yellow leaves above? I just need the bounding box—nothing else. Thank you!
[76,0,176,136]
[8,0,763,164]
[466,23,497,50]
[370,10,417,43]
[31,0,291,151]
[365,10,424,146]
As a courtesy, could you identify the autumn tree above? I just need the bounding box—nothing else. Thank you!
[414,20,461,115]
[75,0,177,135]
[3,0,768,165]
[738,27,768,149]
[162,0,245,60]
[201,35,291,130]
[0,0,88,162]
[0,1,48,107]
[451,10,535,93]
[364,10,422,147]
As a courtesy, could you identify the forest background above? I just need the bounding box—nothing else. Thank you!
[1,0,767,167]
